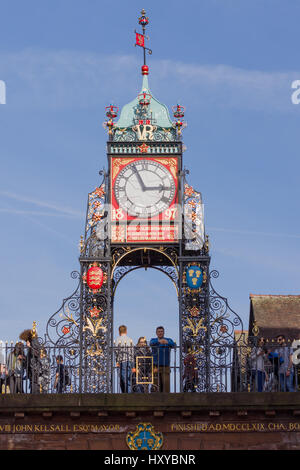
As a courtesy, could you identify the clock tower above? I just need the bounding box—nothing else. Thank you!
[46,10,243,394]
[109,67,181,244]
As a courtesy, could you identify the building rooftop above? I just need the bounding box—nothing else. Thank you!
[249,294,300,341]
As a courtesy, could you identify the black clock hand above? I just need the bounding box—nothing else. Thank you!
[144,185,171,192]
[132,167,146,191]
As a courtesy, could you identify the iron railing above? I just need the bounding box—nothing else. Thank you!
[0,343,298,394]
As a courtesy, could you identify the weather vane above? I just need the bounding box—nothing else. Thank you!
[135,9,152,69]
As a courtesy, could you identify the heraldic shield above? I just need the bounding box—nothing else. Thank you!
[185,265,203,290]
[126,423,163,450]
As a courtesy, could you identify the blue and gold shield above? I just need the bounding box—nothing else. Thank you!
[186,265,203,289]
[127,423,163,450]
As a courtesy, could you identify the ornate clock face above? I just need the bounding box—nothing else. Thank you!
[114,159,176,218]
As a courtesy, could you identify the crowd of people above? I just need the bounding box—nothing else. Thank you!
[0,327,298,394]
[0,329,70,394]
[248,334,296,392]
[114,325,176,393]
[114,328,299,394]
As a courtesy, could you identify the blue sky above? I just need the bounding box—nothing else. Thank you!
[0,0,300,346]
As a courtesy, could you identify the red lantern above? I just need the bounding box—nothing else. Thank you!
[86,265,104,290]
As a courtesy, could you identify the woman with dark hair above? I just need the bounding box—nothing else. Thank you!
[133,337,152,393]
[19,329,41,393]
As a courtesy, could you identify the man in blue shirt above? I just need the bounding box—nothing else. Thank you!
[150,326,175,393]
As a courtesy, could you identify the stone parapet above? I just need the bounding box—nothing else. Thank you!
[0,393,300,450]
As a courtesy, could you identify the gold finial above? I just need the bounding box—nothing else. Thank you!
[32,321,37,338]
[252,320,259,337]
[79,235,85,254]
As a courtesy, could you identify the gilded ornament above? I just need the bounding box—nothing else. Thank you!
[252,320,260,337]
[184,317,207,337]
[127,423,163,450]
[86,343,103,358]
[31,321,37,338]
[189,306,200,317]
[83,317,107,338]
[60,308,79,328]
[138,143,149,153]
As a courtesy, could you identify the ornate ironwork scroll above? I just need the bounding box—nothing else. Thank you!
[183,178,205,252]
[46,271,81,347]
[81,171,108,259]
[207,270,244,392]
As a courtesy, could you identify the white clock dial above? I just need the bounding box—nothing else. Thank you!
[114,160,176,218]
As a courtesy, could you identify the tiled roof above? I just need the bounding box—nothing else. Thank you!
[249,294,300,341]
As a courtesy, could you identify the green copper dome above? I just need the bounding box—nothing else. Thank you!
[113,70,176,142]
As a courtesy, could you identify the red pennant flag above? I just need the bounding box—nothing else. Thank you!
[136,33,145,48]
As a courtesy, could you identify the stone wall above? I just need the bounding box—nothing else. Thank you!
[1,393,300,450]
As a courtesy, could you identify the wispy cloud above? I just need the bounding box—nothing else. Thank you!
[1,48,298,112]
[0,191,83,244]
[153,60,298,112]
[0,190,84,218]
[0,49,138,109]
[0,208,79,218]
[18,212,77,245]
[0,191,84,243]
[208,226,300,240]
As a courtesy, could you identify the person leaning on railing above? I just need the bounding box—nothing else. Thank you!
[115,325,134,393]
[132,337,152,393]
[150,326,175,393]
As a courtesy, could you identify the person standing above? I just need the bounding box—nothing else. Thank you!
[115,325,134,393]
[249,337,267,392]
[150,326,175,393]
[0,341,8,394]
[275,335,295,392]
[133,337,153,393]
[54,355,69,393]
[19,329,41,394]
[6,342,26,393]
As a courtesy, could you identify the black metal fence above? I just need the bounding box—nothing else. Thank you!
[0,342,299,394]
